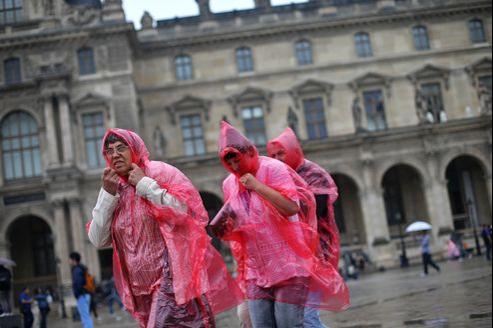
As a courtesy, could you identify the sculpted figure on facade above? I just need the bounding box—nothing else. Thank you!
[352,96,363,133]
[478,83,492,116]
[153,127,167,158]
[415,89,429,124]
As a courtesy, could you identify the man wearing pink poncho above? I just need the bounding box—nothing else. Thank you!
[268,127,342,328]
[87,128,242,328]
[211,122,349,328]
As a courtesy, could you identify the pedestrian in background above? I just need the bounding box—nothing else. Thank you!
[69,252,93,328]
[0,264,12,315]
[34,288,50,328]
[19,287,34,328]
[421,232,441,276]
[104,277,123,318]
[481,224,492,261]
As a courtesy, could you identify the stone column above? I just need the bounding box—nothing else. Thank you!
[485,173,492,212]
[53,200,72,286]
[68,199,86,261]
[43,97,60,168]
[58,95,74,165]
[424,155,455,250]
[360,163,395,267]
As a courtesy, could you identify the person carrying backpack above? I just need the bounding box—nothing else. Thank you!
[69,252,94,328]
[34,288,50,328]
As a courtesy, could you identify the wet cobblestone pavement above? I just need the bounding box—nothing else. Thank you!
[43,257,491,328]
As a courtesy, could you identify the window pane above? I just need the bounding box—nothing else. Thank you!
[78,48,96,75]
[86,142,97,168]
[242,108,253,120]
[22,150,33,177]
[363,90,387,132]
[184,141,194,156]
[82,112,105,168]
[3,154,14,180]
[13,151,22,178]
[182,127,192,139]
[33,149,41,175]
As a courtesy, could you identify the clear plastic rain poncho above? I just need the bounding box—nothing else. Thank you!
[87,128,242,327]
[267,127,341,269]
[213,122,349,311]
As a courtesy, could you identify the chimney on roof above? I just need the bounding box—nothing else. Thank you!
[255,0,271,10]
[195,0,213,20]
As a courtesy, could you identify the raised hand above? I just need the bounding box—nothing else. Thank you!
[239,173,261,191]
[128,163,145,186]
[102,167,119,195]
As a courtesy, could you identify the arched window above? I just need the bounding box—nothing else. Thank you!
[295,40,313,66]
[412,25,430,51]
[1,111,42,181]
[4,57,21,85]
[354,32,373,58]
[469,19,486,44]
[77,47,96,75]
[174,54,194,81]
[236,47,254,73]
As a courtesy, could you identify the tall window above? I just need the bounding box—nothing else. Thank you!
[303,98,328,140]
[354,32,373,58]
[83,112,105,168]
[421,82,445,123]
[295,40,313,66]
[469,19,486,44]
[4,57,21,85]
[180,114,205,156]
[0,0,23,25]
[77,48,96,75]
[363,90,387,132]
[242,106,266,146]
[412,25,430,51]
[1,111,42,181]
[236,47,254,73]
[175,55,193,81]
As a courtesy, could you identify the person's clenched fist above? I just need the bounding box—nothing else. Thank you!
[239,173,260,191]
[102,168,119,195]
[128,163,145,186]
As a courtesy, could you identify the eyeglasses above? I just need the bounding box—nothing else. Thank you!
[105,145,129,157]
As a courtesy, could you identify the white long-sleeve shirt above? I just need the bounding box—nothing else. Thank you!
[88,176,187,248]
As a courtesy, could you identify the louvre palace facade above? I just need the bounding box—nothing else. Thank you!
[0,0,491,302]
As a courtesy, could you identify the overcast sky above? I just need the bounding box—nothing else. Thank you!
[123,0,309,29]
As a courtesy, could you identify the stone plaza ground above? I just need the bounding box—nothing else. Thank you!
[44,257,491,328]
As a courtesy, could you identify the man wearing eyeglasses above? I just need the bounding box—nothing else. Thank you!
[87,128,241,328]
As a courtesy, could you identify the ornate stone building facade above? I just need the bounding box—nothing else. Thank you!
[0,0,491,304]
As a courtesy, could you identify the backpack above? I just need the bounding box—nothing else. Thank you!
[83,270,96,294]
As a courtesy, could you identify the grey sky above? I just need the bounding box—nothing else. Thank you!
[123,0,309,29]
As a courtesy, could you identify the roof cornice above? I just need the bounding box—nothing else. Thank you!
[138,1,491,52]
[0,23,135,50]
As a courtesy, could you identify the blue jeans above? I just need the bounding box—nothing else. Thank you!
[77,294,94,328]
[248,300,304,328]
[304,307,328,328]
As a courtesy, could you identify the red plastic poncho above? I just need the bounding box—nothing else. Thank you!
[87,128,242,327]
[216,122,349,311]
[267,127,341,268]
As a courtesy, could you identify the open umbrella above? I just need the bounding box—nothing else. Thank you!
[405,221,432,233]
[0,257,16,267]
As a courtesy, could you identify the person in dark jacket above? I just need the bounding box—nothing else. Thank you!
[34,288,50,328]
[69,252,93,328]
[19,287,34,328]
